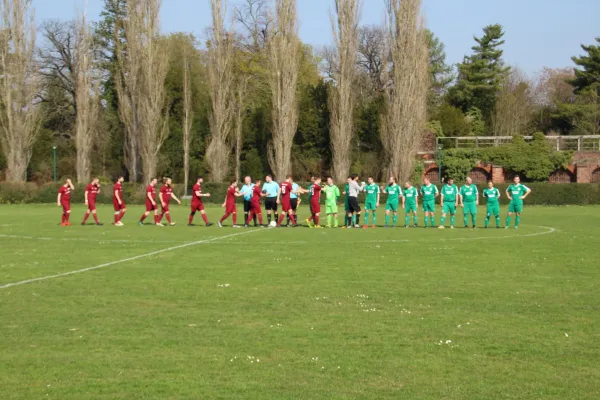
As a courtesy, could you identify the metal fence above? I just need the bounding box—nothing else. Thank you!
[437,136,600,152]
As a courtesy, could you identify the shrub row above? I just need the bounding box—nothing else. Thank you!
[1,181,599,206]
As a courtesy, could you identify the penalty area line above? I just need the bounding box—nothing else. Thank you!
[0,229,264,290]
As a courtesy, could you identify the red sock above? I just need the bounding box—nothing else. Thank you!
[247,212,254,225]
[140,214,147,222]
[159,212,165,222]
[154,215,159,224]
[232,213,237,225]
[66,213,70,222]
[290,214,296,225]
[93,214,99,224]
[220,213,229,223]
[188,214,194,224]
[315,215,320,225]
[307,215,313,222]
[166,213,172,224]
[257,214,263,225]
[82,212,90,224]
[114,213,119,224]
[277,213,285,226]
[119,210,126,222]
[202,214,209,224]
[61,214,66,223]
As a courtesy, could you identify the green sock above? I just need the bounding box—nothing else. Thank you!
[372,212,376,225]
[485,216,490,228]
[327,215,332,226]
[506,216,511,227]
[495,216,500,227]
[515,216,521,227]
[352,214,356,225]
[431,216,436,226]
[472,215,476,227]
[364,212,369,225]
[405,215,409,226]
[413,215,418,225]
[424,216,429,227]
[463,215,469,227]
[440,216,446,226]
[385,215,390,225]
[393,214,398,226]
[450,216,455,227]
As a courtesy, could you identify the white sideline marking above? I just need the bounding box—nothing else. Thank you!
[0,229,263,290]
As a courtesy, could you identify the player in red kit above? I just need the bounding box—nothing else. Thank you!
[306,176,323,228]
[218,180,243,228]
[139,178,163,226]
[276,175,298,227]
[159,177,182,226]
[188,177,213,227]
[246,178,266,227]
[82,177,103,225]
[57,178,75,226]
[113,176,126,226]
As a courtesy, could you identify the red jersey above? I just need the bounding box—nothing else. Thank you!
[226,186,237,204]
[251,185,262,203]
[113,182,123,201]
[192,183,202,203]
[280,181,293,201]
[311,184,322,203]
[58,185,72,202]
[160,185,173,203]
[86,184,100,200]
[146,184,156,201]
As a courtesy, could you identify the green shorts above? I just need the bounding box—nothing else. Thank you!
[365,201,377,211]
[508,202,523,213]
[423,200,435,213]
[405,203,417,213]
[486,204,500,217]
[442,202,456,215]
[385,202,398,212]
[463,202,477,215]
[326,204,338,214]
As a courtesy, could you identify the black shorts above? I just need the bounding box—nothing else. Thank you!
[265,197,278,211]
[348,197,361,213]
[290,198,298,211]
[244,200,252,213]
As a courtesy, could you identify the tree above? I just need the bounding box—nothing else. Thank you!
[450,24,509,121]
[381,0,429,182]
[492,69,534,136]
[425,29,453,114]
[568,84,600,135]
[181,35,194,195]
[435,104,470,137]
[328,0,361,182]
[356,25,386,94]
[571,37,600,94]
[0,0,43,182]
[267,0,300,179]
[206,0,235,182]
[114,0,169,182]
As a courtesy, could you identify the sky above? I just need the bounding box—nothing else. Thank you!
[32,0,600,76]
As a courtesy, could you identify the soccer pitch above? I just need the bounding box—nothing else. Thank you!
[1,204,599,399]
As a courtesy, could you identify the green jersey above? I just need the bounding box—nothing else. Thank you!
[307,183,314,201]
[441,184,459,203]
[323,184,340,206]
[460,184,478,203]
[384,184,401,203]
[403,187,418,204]
[483,188,500,205]
[364,183,380,203]
[507,184,530,203]
[420,184,438,202]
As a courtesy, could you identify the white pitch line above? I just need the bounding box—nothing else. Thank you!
[0,229,263,290]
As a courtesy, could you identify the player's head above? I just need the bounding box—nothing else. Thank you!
[286,174,293,182]
[447,178,454,185]
[487,180,494,188]
[164,177,172,186]
[244,176,251,184]
[196,176,203,184]
[64,178,71,185]
[466,177,472,185]
[424,177,430,185]
[368,176,374,184]
[314,176,322,185]
[346,176,351,183]
[266,174,272,183]
[230,179,238,187]
[389,176,396,184]
[92,177,99,185]
[351,173,359,181]
[514,175,520,184]
[327,177,333,185]
[117,176,125,183]
[150,178,158,185]
[405,181,412,188]
[310,174,316,183]
[255,178,262,185]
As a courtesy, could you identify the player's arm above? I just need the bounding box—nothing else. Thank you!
[159,191,165,207]
[440,193,444,204]
[415,190,419,207]
[505,188,512,201]
[115,188,122,204]
[84,188,89,204]
[57,191,62,206]
[147,190,156,205]
[67,179,74,190]
[376,190,380,207]
[234,189,243,197]
[521,187,531,200]
[458,190,463,207]
[171,192,181,205]
[496,189,501,199]
[475,188,479,205]
[276,187,281,204]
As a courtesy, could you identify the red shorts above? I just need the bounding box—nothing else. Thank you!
[161,203,170,213]
[281,199,292,212]
[113,199,125,211]
[191,201,204,212]
[146,201,157,212]
[311,201,321,214]
[61,201,71,213]
[87,199,96,210]
[250,201,261,214]
[225,203,236,214]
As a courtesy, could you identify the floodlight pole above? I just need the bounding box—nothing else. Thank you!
[53,146,57,182]
[437,144,443,184]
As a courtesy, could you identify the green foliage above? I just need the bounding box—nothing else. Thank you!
[425,29,454,116]
[466,107,486,136]
[426,120,443,137]
[436,104,471,137]
[570,37,600,94]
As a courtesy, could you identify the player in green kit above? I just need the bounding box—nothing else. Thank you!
[459,177,479,229]
[483,181,501,228]
[438,178,459,229]
[382,176,401,228]
[363,177,380,228]
[402,182,419,228]
[505,175,531,229]
[305,175,315,227]
[420,178,439,228]
[341,177,351,228]
[323,177,341,228]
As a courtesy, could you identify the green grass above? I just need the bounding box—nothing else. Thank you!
[1,203,599,399]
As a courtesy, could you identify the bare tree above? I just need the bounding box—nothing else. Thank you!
[381,0,429,182]
[233,76,249,182]
[328,0,361,182]
[206,0,236,182]
[74,11,99,183]
[267,0,300,179]
[0,0,42,182]
[182,38,193,196]
[114,0,169,182]
[234,0,273,53]
[492,69,534,136]
[357,24,387,93]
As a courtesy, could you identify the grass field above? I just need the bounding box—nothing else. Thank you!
[1,203,599,399]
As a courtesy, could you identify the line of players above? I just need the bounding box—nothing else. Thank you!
[57,173,531,229]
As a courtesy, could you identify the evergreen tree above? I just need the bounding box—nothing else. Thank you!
[449,24,509,122]
[425,29,453,114]
[571,37,600,94]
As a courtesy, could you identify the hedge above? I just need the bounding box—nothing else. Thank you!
[1,181,599,206]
